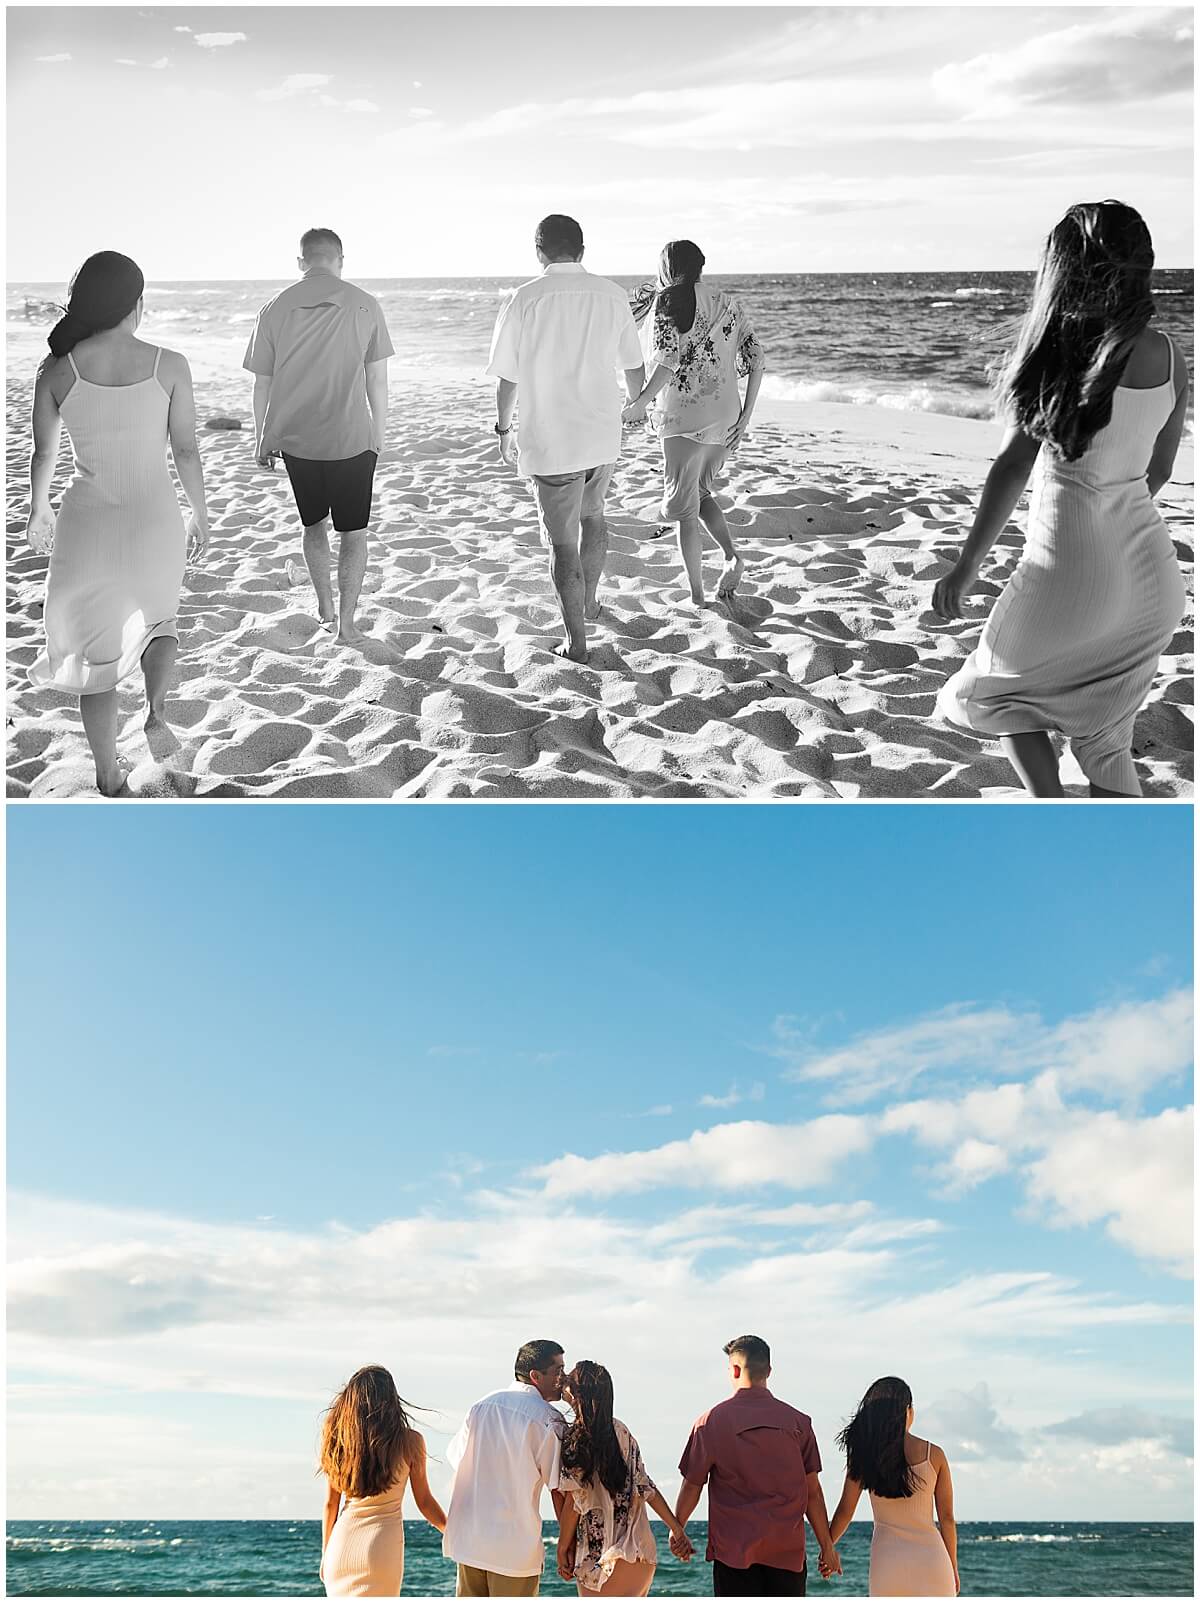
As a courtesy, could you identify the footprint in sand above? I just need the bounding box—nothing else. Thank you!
[203,721,313,775]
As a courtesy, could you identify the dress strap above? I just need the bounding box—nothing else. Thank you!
[1164,330,1175,388]
[152,346,162,378]
[923,1441,932,1465]
[66,351,80,378]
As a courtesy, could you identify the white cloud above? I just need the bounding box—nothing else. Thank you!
[194,32,247,50]
[698,1081,765,1109]
[1046,1406,1193,1458]
[258,73,334,103]
[150,58,169,71]
[922,1381,1025,1461]
[933,7,1193,118]
[345,99,379,114]
[115,59,137,67]
[173,26,191,34]
[35,53,71,63]
[530,1114,873,1198]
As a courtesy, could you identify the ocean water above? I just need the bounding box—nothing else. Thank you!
[5,1521,1194,1597]
[7,270,1193,423]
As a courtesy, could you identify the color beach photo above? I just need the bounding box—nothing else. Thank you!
[5,805,1195,1597]
[4,5,1194,799]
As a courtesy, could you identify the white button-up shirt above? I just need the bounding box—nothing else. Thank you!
[486,263,644,477]
[443,1381,566,1578]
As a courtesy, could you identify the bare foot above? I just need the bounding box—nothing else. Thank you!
[95,761,132,797]
[144,711,181,760]
[554,640,589,664]
[317,612,337,631]
[716,555,744,599]
[336,622,371,646]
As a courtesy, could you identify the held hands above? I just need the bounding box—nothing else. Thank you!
[668,1524,694,1562]
[186,512,209,565]
[931,559,979,621]
[556,1539,574,1583]
[818,1543,843,1579]
[26,504,55,555]
[622,397,649,426]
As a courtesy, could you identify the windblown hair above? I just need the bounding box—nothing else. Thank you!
[561,1361,628,1500]
[837,1376,916,1500]
[319,1365,416,1500]
[996,200,1156,461]
[515,1339,563,1384]
[301,227,344,262]
[655,240,706,335]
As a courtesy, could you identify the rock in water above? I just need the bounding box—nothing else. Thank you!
[204,415,244,431]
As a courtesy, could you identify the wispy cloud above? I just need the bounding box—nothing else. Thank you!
[698,1081,765,1109]
[194,32,247,50]
[258,72,333,103]
[1046,1406,1194,1458]
[35,53,71,63]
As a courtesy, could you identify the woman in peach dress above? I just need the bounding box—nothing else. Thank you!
[319,1365,446,1596]
[827,1377,958,1597]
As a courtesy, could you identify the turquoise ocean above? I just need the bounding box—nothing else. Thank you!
[6,1520,1194,1597]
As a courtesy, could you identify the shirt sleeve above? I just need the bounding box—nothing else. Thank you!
[535,1419,563,1491]
[648,302,681,375]
[630,1434,658,1500]
[446,1410,472,1472]
[242,308,276,376]
[486,293,521,382]
[617,303,645,371]
[366,300,395,362]
[801,1425,822,1476]
[678,1424,712,1486]
[733,297,765,377]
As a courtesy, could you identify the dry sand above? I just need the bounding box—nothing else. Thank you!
[6,361,1193,799]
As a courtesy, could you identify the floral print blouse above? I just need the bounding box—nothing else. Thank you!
[558,1419,660,1592]
[640,282,765,442]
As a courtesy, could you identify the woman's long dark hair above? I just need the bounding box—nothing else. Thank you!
[837,1376,916,1499]
[561,1361,628,1499]
[46,251,145,361]
[655,240,706,335]
[997,200,1156,461]
[318,1364,417,1500]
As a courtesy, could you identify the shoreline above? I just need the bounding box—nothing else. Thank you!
[5,359,1193,800]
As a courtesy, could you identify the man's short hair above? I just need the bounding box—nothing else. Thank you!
[724,1334,771,1380]
[515,1339,563,1383]
[535,214,584,261]
[300,227,344,262]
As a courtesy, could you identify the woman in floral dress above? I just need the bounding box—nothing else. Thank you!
[556,1361,694,1596]
[624,241,766,605]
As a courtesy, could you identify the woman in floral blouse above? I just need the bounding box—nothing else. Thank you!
[623,241,766,606]
[556,1361,694,1596]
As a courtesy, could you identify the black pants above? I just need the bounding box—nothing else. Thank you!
[713,1559,807,1596]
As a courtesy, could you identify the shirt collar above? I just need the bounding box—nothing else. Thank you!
[543,263,586,275]
[510,1380,542,1394]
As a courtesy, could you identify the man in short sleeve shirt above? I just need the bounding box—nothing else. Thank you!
[675,1335,841,1597]
[443,1339,568,1597]
[244,228,394,644]
[487,214,645,664]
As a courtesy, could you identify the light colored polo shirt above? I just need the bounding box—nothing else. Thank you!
[243,271,394,461]
[486,263,644,477]
[443,1381,565,1578]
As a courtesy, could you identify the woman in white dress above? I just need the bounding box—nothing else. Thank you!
[623,242,766,606]
[556,1361,694,1596]
[934,201,1188,796]
[826,1376,958,1598]
[320,1365,445,1596]
[25,251,210,794]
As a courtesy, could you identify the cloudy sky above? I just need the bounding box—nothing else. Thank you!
[7,804,1193,1526]
[5,6,1193,279]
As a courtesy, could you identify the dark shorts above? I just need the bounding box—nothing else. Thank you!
[282,450,377,533]
[713,1559,806,1596]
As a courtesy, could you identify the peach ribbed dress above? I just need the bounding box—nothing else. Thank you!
[28,347,185,694]
[937,332,1186,793]
[322,1463,410,1596]
[867,1444,955,1597]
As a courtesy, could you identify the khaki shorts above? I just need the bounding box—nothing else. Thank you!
[661,434,726,521]
[456,1564,540,1597]
[530,462,615,547]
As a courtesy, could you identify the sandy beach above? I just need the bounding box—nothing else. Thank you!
[6,353,1193,799]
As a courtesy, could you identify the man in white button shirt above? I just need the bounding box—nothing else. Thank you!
[444,1338,568,1596]
[487,216,645,664]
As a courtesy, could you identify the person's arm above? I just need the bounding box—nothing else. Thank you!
[623,363,667,421]
[728,360,766,451]
[163,351,209,561]
[673,1476,703,1559]
[555,1495,579,1580]
[931,423,1041,620]
[805,1471,841,1577]
[827,1473,863,1545]
[26,364,63,552]
[646,1484,693,1559]
[494,377,519,466]
[1148,339,1190,498]
[365,357,389,456]
[406,1432,446,1533]
[252,374,272,462]
[321,1479,342,1555]
[932,1448,959,1595]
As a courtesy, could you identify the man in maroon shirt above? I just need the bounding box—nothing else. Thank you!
[674,1335,842,1596]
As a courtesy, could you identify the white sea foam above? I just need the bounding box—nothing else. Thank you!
[761,373,995,421]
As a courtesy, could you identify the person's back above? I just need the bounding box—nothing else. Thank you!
[686,1387,816,1566]
[1040,326,1180,490]
[53,336,176,505]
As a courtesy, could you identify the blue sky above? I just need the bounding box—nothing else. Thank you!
[6,6,1193,278]
[7,805,1193,1523]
